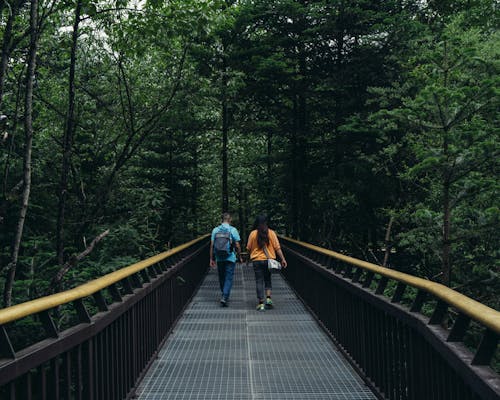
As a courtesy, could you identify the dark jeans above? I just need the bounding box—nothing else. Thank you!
[217,261,235,300]
[253,260,272,301]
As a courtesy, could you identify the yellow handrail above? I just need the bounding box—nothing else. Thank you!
[0,235,210,326]
[282,236,500,335]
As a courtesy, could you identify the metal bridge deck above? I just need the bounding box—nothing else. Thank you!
[136,264,376,399]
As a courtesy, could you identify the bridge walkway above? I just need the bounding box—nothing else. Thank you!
[136,263,376,399]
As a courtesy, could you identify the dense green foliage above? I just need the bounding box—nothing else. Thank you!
[0,0,498,315]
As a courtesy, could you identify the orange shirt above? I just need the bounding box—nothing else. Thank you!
[246,229,281,261]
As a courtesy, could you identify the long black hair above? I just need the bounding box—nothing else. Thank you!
[254,215,269,248]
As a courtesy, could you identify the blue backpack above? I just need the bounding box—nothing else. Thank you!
[214,226,233,258]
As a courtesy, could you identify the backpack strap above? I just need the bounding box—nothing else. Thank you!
[229,226,234,250]
[262,245,271,260]
[221,224,234,250]
[259,229,273,260]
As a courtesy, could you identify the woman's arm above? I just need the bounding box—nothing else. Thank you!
[270,231,287,267]
[276,248,287,268]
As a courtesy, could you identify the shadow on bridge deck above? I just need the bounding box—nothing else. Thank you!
[136,264,375,399]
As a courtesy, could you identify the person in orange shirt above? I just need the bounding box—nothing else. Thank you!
[246,215,287,311]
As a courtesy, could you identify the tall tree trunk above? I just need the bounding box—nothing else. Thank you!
[0,7,15,108]
[266,130,272,210]
[382,215,395,267]
[192,143,199,234]
[441,42,451,287]
[241,187,248,241]
[297,88,307,238]
[0,66,24,233]
[3,0,38,307]
[166,129,174,240]
[56,0,82,266]
[290,3,309,240]
[0,0,26,108]
[333,2,344,182]
[442,178,451,286]
[237,187,244,238]
[291,35,308,239]
[290,98,299,238]
[442,128,451,286]
[221,57,229,213]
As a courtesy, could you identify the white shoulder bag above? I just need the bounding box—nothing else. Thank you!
[262,243,282,271]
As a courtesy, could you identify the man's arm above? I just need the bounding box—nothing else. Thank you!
[209,240,216,268]
[232,228,243,263]
[235,241,242,263]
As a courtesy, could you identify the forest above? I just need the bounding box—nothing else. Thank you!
[0,0,498,316]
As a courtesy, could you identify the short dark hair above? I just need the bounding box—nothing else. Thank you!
[222,212,231,222]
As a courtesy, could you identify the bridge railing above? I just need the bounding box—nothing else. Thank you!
[281,237,500,400]
[0,235,210,400]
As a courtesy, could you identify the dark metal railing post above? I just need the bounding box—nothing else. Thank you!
[428,300,448,325]
[109,283,123,303]
[74,299,92,323]
[410,290,426,312]
[447,314,471,342]
[472,330,499,366]
[39,311,58,338]
[122,277,134,294]
[93,291,109,312]
[391,282,406,303]
[0,326,15,359]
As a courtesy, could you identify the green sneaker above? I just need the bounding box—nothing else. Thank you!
[265,297,273,309]
[256,303,265,311]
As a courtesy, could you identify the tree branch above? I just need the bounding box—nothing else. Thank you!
[49,229,110,290]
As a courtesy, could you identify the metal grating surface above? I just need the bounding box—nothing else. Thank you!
[136,264,376,399]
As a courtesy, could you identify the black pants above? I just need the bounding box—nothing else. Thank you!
[253,260,272,301]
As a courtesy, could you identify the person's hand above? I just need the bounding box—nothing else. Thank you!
[239,256,243,264]
[210,259,216,268]
[281,259,288,268]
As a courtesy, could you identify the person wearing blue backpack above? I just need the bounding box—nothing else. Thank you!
[209,213,242,307]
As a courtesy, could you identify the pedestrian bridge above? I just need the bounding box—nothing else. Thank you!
[0,236,499,400]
